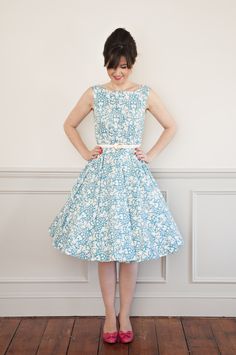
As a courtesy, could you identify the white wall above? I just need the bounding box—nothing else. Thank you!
[0,0,236,316]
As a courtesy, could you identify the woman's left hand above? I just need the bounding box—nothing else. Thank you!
[134,147,151,164]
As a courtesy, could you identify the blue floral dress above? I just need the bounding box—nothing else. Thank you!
[48,84,184,263]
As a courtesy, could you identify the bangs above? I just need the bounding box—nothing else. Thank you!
[106,48,133,69]
[103,28,137,69]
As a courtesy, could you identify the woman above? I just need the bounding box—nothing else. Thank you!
[48,27,184,344]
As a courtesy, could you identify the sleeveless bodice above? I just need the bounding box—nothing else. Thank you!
[92,85,150,145]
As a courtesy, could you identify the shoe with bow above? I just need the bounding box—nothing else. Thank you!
[118,330,134,343]
[117,313,134,343]
[102,330,119,343]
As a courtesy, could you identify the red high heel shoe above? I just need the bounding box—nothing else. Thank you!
[102,330,118,343]
[102,317,119,343]
[117,313,134,343]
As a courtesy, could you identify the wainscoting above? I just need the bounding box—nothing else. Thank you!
[0,168,235,316]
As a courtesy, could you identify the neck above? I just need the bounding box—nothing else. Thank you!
[109,81,132,90]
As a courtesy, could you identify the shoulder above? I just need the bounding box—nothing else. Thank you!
[77,86,94,99]
[144,85,162,111]
[85,86,95,97]
[75,86,95,110]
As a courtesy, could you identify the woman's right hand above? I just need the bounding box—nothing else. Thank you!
[84,145,103,161]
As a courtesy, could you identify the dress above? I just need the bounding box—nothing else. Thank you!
[48,84,184,263]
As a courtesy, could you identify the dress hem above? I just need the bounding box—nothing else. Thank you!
[50,238,184,263]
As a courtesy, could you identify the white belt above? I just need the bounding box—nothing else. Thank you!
[99,143,140,149]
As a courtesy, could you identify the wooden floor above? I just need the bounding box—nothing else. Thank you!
[0,316,236,354]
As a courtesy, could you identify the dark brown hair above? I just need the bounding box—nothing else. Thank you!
[103,28,138,69]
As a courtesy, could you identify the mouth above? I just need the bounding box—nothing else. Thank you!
[114,76,122,80]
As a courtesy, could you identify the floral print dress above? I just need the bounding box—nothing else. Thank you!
[48,84,184,263]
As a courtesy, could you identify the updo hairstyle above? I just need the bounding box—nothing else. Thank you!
[103,28,138,69]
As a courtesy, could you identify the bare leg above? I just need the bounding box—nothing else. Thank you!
[98,261,117,332]
[118,262,139,331]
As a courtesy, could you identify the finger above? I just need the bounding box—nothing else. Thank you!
[135,151,143,156]
[94,150,99,155]
[137,154,144,158]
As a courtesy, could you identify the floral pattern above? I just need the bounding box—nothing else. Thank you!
[48,84,184,262]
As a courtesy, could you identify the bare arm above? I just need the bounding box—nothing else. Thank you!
[63,87,98,160]
[145,88,178,161]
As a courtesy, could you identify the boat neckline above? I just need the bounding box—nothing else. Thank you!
[98,84,144,93]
